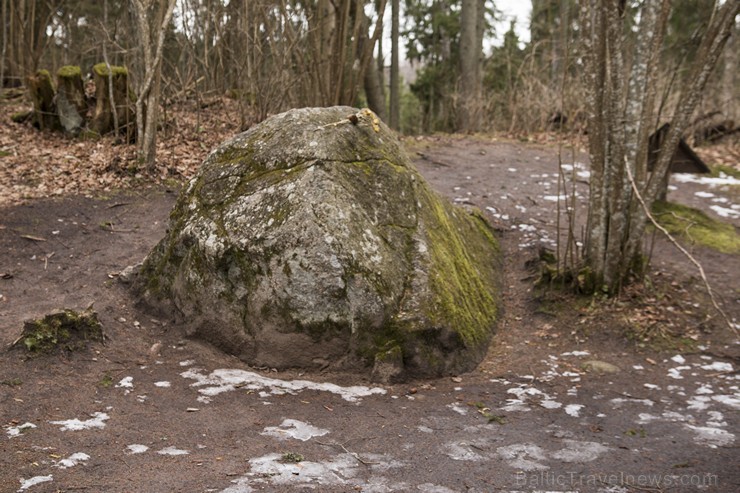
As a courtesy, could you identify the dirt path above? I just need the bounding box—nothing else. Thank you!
[1,137,738,493]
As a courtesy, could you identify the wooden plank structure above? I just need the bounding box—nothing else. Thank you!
[648,123,710,199]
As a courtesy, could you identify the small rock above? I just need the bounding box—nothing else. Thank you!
[117,263,141,284]
[581,360,620,374]
[371,346,404,384]
[149,342,163,357]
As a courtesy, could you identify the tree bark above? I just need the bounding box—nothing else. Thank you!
[56,65,86,134]
[130,0,176,170]
[389,0,400,130]
[91,63,134,138]
[580,0,739,294]
[458,0,480,132]
[27,69,59,131]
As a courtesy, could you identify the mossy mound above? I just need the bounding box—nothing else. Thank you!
[136,107,501,380]
[13,309,104,355]
[652,201,740,254]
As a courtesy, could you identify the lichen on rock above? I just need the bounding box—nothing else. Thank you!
[136,107,500,380]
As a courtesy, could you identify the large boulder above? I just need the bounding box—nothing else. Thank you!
[136,107,500,380]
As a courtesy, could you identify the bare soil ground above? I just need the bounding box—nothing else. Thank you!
[1,104,739,493]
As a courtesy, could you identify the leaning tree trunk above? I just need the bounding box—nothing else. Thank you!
[579,0,739,294]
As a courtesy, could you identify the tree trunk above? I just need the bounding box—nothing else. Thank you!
[458,0,480,132]
[364,57,387,121]
[580,0,739,294]
[130,0,176,171]
[389,0,400,130]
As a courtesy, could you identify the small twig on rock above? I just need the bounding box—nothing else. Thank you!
[315,439,379,466]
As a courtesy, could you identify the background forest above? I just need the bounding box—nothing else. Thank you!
[3,0,736,138]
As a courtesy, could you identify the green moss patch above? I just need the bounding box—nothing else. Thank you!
[421,191,498,347]
[93,63,128,77]
[652,201,740,254]
[12,309,105,354]
[57,65,82,79]
[709,164,740,180]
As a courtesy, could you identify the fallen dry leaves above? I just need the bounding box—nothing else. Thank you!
[0,95,243,206]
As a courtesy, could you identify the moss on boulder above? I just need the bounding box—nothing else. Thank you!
[136,107,500,380]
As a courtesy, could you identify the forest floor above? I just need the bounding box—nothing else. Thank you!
[1,96,739,493]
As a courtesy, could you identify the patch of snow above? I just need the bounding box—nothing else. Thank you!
[500,399,530,412]
[179,359,196,366]
[700,362,733,372]
[55,452,90,469]
[672,173,740,187]
[695,384,714,395]
[633,365,644,370]
[497,443,549,470]
[50,412,109,431]
[609,398,654,407]
[233,451,402,489]
[694,191,715,198]
[712,394,740,410]
[637,413,659,424]
[18,475,53,492]
[671,355,686,364]
[445,442,486,461]
[154,381,171,388]
[668,366,692,379]
[687,395,712,410]
[643,383,660,390]
[180,368,386,403]
[561,351,590,357]
[126,444,149,454]
[116,376,133,388]
[157,446,189,456]
[685,425,735,448]
[6,422,36,438]
[550,440,609,462]
[564,404,584,417]
[540,400,562,409]
[707,411,726,427]
[447,403,469,415]
[710,205,740,218]
[416,484,458,493]
[261,419,329,441]
[543,195,566,202]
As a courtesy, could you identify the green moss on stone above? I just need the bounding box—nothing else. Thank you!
[420,186,498,348]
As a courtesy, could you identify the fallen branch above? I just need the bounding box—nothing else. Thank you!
[625,162,736,337]
[315,439,379,466]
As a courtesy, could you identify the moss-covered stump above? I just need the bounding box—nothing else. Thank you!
[56,65,86,134]
[12,309,104,355]
[26,70,60,131]
[136,107,501,380]
[91,63,135,139]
